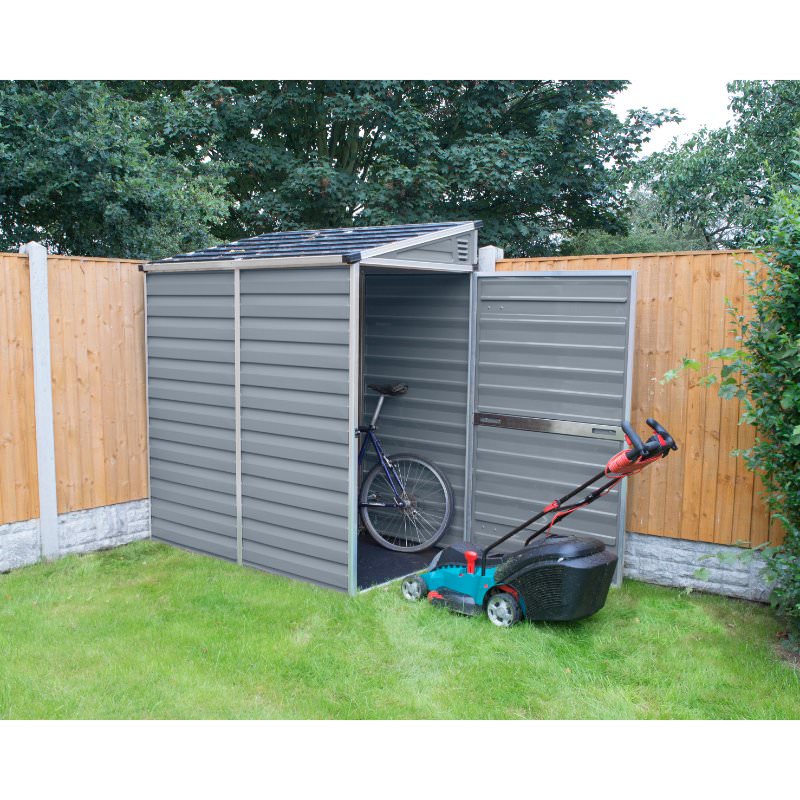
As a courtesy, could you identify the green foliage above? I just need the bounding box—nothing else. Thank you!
[739,179,800,642]
[638,81,800,248]
[561,188,707,255]
[660,357,703,385]
[1,80,676,259]
[560,228,707,255]
[178,80,676,257]
[0,81,228,259]
[2,541,798,719]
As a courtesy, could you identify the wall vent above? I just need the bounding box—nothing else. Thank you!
[456,238,470,262]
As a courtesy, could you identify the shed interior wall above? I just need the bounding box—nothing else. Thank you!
[360,271,471,564]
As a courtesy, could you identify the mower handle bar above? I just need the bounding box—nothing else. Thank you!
[646,418,678,452]
[481,417,679,572]
[620,418,677,462]
[620,421,645,461]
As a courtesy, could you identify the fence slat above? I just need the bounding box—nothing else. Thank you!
[698,256,726,539]
[713,255,744,544]
[496,250,782,547]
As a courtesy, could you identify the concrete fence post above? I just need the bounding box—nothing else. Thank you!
[19,241,59,559]
[478,245,503,272]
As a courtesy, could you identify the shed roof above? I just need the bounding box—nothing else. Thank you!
[147,221,481,267]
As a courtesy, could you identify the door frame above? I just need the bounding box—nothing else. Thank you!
[464,270,637,583]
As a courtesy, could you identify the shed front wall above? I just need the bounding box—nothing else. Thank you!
[239,267,351,590]
[146,266,353,588]
[146,271,238,560]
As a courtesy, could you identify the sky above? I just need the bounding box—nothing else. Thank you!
[612,79,734,156]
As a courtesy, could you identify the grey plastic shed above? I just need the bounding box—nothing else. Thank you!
[142,221,636,594]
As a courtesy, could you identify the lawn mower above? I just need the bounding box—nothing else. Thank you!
[401,418,678,627]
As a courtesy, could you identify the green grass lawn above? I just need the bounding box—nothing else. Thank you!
[1,540,798,719]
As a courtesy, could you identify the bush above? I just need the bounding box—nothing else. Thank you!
[716,177,800,643]
[741,182,800,643]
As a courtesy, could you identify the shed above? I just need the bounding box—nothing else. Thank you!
[143,222,636,594]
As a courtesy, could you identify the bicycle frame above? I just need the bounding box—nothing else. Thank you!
[358,427,407,509]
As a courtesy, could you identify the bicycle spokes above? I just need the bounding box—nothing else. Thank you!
[360,455,452,551]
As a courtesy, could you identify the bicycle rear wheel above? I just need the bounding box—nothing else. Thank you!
[359,452,454,552]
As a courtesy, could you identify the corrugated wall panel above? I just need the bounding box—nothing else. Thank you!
[471,274,633,554]
[239,267,351,590]
[362,273,470,546]
[471,427,621,547]
[146,271,237,560]
[476,275,630,425]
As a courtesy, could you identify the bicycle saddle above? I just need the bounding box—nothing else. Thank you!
[368,383,408,396]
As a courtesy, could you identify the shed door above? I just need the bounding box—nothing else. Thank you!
[469,273,634,561]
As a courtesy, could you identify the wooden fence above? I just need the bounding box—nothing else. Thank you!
[0,254,39,524]
[0,253,147,525]
[2,247,781,548]
[497,250,780,547]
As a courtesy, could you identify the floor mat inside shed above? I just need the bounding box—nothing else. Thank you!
[357,534,438,590]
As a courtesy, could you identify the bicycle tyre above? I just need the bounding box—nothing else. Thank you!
[359,452,454,552]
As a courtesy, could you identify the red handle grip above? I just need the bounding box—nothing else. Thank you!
[606,448,643,476]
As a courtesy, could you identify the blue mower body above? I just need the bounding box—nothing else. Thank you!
[411,537,617,624]
[423,563,499,605]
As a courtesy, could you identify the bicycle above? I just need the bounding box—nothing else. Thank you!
[358,383,455,552]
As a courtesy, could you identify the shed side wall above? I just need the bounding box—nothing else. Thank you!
[146,271,238,560]
[239,268,351,590]
[389,230,478,266]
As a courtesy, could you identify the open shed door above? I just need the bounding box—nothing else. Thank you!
[468,272,635,569]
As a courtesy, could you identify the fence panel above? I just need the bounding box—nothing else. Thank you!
[47,256,148,514]
[0,254,39,525]
[497,251,779,546]
[1,246,782,549]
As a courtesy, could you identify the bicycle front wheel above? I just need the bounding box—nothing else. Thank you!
[359,452,454,552]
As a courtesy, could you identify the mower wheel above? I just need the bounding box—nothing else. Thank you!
[401,575,428,602]
[486,591,521,628]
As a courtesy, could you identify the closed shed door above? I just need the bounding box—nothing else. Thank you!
[469,273,634,554]
[239,267,352,590]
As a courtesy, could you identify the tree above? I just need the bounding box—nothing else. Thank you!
[0,80,675,259]
[560,187,707,255]
[0,81,227,259]
[639,80,800,249]
[113,80,677,257]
